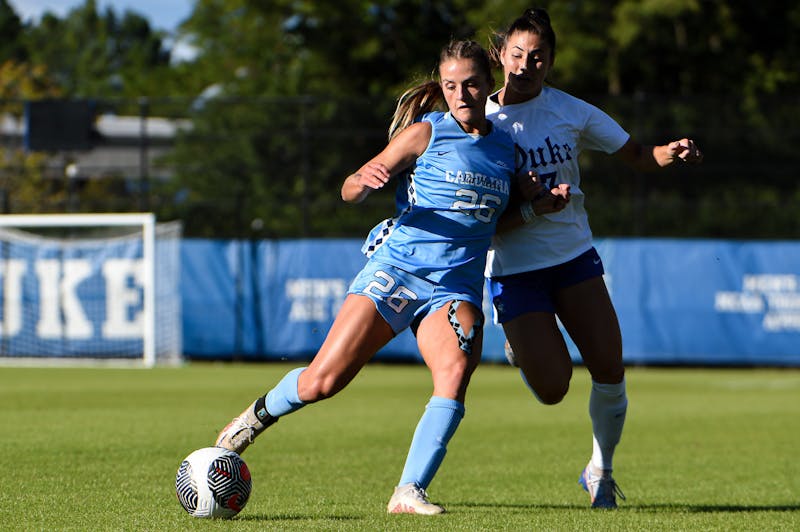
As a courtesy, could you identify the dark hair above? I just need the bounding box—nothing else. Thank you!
[388,40,493,140]
[489,8,557,66]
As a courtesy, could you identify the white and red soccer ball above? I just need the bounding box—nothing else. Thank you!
[175,447,251,518]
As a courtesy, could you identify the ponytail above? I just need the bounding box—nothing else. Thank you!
[387,81,445,141]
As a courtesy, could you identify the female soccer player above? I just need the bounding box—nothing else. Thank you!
[485,8,704,509]
[215,39,519,515]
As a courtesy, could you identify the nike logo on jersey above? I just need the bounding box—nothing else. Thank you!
[437,151,450,156]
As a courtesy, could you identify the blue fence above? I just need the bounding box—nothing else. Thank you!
[182,238,800,366]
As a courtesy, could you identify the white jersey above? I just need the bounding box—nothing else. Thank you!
[485,86,630,276]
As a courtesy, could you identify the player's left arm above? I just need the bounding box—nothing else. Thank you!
[341,121,431,204]
[614,137,703,171]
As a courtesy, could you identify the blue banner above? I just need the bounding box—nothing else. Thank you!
[0,235,145,357]
[181,239,420,361]
[599,239,800,366]
[181,238,800,366]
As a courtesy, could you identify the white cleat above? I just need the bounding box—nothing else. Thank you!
[387,484,445,515]
[579,463,626,509]
[215,400,269,455]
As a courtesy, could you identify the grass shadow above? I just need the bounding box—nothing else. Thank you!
[630,503,800,513]
[455,501,800,513]
[235,513,362,522]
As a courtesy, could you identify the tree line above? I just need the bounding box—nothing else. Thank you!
[0,0,798,238]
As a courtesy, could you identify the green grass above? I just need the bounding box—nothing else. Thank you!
[1,363,798,531]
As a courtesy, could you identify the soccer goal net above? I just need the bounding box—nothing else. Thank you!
[0,213,182,367]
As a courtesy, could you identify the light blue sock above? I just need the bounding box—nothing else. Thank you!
[398,396,465,490]
[265,367,307,417]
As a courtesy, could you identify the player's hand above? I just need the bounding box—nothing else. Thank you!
[343,161,392,203]
[353,162,391,190]
[532,183,571,215]
[667,138,703,164]
[517,170,545,201]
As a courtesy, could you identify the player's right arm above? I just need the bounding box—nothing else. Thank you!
[341,121,432,204]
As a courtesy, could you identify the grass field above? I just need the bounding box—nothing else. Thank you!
[1,362,798,531]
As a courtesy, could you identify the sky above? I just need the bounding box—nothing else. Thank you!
[9,0,195,32]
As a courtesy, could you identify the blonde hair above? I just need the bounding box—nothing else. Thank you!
[387,81,444,141]
[387,40,493,141]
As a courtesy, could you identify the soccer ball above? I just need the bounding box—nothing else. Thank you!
[175,447,252,518]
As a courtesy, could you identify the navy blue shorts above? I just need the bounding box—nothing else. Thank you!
[487,247,605,323]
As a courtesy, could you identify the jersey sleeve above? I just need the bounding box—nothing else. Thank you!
[578,103,630,154]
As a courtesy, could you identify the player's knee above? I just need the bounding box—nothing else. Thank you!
[430,353,476,399]
[438,356,471,382]
[521,370,569,405]
[535,383,569,405]
[297,373,343,403]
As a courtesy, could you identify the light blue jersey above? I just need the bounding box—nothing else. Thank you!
[351,111,514,331]
[362,111,514,286]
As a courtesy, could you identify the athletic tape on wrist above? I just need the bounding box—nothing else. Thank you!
[520,201,536,223]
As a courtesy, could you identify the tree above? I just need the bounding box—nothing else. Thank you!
[22,0,171,101]
[467,1,800,238]
[0,55,64,213]
[166,0,484,237]
[0,0,25,63]
[0,0,179,214]
[0,61,62,115]
[1,0,798,235]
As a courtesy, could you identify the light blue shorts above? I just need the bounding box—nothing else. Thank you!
[348,260,481,334]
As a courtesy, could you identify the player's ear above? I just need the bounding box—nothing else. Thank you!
[498,46,508,68]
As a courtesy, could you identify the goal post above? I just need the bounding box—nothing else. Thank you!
[0,213,182,367]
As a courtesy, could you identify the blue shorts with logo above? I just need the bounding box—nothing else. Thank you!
[348,260,481,334]
[487,247,604,323]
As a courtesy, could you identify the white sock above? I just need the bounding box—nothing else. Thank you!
[589,378,627,472]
